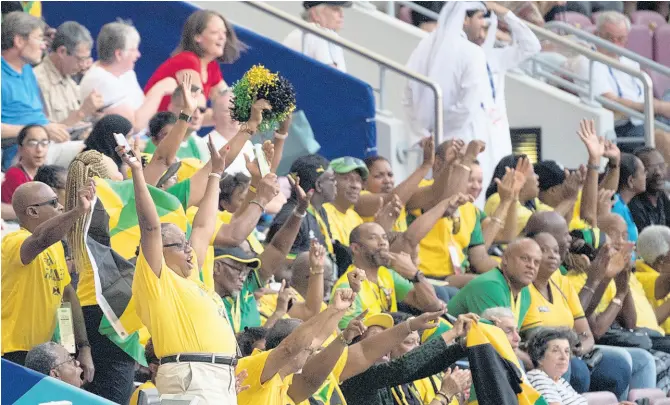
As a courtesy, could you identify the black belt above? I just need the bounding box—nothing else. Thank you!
[160,354,237,366]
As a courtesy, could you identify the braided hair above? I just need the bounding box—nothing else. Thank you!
[65,150,114,273]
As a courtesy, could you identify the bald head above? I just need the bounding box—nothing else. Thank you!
[598,213,628,246]
[502,238,542,289]
[12,182,63,229]
[526,211,571,260]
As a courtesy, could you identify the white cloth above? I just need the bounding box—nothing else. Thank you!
[79,64,145,110]
[404,1,494,207]
[483,11,542,173]
[207,129,255,177]
[527,369,588,405]
[156,362,237,405]
[283,24,347,72]
[576,55,644,126]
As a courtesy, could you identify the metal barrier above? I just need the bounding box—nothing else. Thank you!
[243,1,444,147]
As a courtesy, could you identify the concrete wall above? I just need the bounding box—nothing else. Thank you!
[199,1,616,167]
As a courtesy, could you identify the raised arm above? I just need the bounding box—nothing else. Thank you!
[486,4,541,72]
[599,141,621,192]
[143,74,197,186]
[270,115,290,173]
[189,136,227,265]
[133,77,177,133]
[20,181,94,265]
[117,143,163,275]
[483,166,519,245]
[186,99,271,207]
[577,119,603,227]
[288,240,327,321]
[356,138,434,216]
[257,175,312,285]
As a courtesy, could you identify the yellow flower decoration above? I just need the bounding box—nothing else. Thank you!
[246,65,278,90]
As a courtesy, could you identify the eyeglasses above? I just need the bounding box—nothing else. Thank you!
[163,240,190,251]
[29,197,59,208]
[51,355,77,371]
[22,139,51,148]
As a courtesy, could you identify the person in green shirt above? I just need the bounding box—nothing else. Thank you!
[447,238,542,328]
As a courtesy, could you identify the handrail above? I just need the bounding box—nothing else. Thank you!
[525,22,656,147]
[244,1,444,147]
[545,21,670,77]
[386,1,439,21]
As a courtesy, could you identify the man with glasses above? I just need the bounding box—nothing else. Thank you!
[630,147,670,231]
[25,341,85,388]
[1,12,82,170]
[35,21,102,126]
[1,180,95,384]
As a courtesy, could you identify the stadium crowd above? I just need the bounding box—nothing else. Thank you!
[3,1,670,405]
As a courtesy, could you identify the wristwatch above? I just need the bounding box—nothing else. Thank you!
[411,271,424,283]
[178,111,191,123]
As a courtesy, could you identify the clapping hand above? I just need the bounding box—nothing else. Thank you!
[420,136,435,168]
[288,174,313,213]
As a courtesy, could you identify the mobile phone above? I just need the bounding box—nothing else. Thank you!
[113,132,131,149]
[254,143,271,177]
[268,282,282,292]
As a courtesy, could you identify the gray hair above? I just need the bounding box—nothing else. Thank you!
[637,225,670,265]
[481,307,516,322]
[51,21,93,53]
[301,4,325,21]
[96,20,140,63]
[596,11,631,33]
[24,342,61,375]
[526,327,578,368]
[1,11,45,51]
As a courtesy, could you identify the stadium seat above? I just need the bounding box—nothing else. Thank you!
[630,10,667,31]
[628,388,666,402]
[583,391,618,405]
[556,11,594,29]
[654,24,670,67]
[648,69,670,99]
[398,6,412,24]
[627,24,654,60]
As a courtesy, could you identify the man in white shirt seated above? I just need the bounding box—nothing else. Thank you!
[79,21,176,133]
[283,1,351,73]
[576,11,670,156]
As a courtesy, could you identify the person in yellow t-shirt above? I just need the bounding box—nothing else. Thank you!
[356,138,435,233]
[636,225,670,335]
[129,339,158,405]
[534,160,591,231]
[119,139,241,403]
[1,181,95,382]
[331,222,443,329]
[323,156,368,246]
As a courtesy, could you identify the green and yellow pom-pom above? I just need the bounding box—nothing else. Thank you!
[230,64,297,133]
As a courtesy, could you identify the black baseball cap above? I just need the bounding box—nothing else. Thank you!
[534,160,566,192]
[303,1,352,9]
[213,246,261,270]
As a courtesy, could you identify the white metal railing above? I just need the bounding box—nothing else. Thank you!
[243,1,444,148]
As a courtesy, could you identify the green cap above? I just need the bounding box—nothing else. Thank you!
[329,157,369,180]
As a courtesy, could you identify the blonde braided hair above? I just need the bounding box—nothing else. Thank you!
[65,150,114,273]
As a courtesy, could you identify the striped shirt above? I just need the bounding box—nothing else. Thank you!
[527,369,587,405]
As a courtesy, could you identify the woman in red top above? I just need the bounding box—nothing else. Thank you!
[1,124,50,203]
[144,10,246,118]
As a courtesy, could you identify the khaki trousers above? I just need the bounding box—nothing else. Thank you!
[156,362,237,405]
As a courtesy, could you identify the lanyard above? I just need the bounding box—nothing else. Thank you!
[608,66,641,98]
[224,295,242,333]
[487,63,496,102]
[510,289,521,323]
[307,204,334,254]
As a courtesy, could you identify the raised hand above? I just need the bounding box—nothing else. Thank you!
[614,267,631,299]
[440,367,472,400]
[309,239,326,272]
[276,279,296,314]
[603,139,621,164]
[207,135,227,175]
[179,72,197,115]
[597,189,615,214]
[576,119,603,162]
[343,309,368,342]
[249,99,272,129]
[262,140,275,169]
[115,141,141,171]
[76,179,96,213]
[420,136,435,168]
[288,174,313,213]
[346,268,367,294]
[444,139,465,168]
[512,157,530,199]
[331,288,356,311]
[408,308,446,331]
[451,313,480,337]
[244,154,261,182]
[278,114,292,136]
[495,167,517,203]
[443,193,473,217]
[374,194,402,231]
[562,168,585,200]
[463,140,486,161]
[256,173,280,205]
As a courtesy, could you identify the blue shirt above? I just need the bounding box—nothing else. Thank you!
[612,193,639,244]
[1,57,49,127]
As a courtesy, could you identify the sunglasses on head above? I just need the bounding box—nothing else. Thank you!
[29,197,59,208]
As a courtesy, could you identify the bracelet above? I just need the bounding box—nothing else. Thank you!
[490,216,504,225]
[250,200,265,213]
[582,285,596,294]
[456,163,472,172]
[274,131,288,140]
[411,270,424,283]
[248,185,257,194]
[310,266,324,275]
[208,172,222,179]
[435,392,450,405]
[586,163,600,171]
[76,341,91,350]
[337,333,352,346]
[293,209,307,218]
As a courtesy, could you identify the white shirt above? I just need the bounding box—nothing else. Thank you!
[283,24,346,73]
[527,369,588,405]
[577,55,644,126]
[207,129,255,177]
[79,64,145,110]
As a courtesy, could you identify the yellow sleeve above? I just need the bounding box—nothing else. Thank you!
[561,274,585,319]
[2,231,29,267]
[237,349,273,389]
[484,193,501,217]
[134,249,171,299]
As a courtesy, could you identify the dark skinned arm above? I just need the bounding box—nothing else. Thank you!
[20,206,87,265]
[288,241,327,321]
[63,284,94,382]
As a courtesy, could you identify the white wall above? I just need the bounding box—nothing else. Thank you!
[198,1,616,168]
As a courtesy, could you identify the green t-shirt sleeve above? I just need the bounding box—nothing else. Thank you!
[469,214,485,247]
[448,283,508,318]
[166,178,191,211]
[390,270,413,302]
[477,208,487,221]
